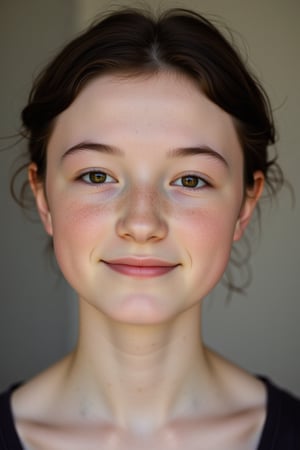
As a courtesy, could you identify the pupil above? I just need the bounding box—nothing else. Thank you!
[182,176,198,187]
[90,172,106,183]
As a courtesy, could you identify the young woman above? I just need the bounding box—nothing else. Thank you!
[0,8,299,450]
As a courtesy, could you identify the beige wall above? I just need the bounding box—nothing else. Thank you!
[74,0,300,394]
[0,0,299,395]
[0,0,77,390]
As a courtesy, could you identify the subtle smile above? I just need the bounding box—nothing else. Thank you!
[102,257,179,278]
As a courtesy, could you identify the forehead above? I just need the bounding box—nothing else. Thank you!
[48,71,242,159]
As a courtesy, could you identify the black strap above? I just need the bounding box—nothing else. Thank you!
[0,383,24,450]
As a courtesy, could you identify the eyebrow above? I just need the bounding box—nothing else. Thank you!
[62,141,228,167]
[62,142,124,159]
[167,146,228,167]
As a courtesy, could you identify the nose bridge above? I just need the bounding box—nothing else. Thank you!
[116,183,167,242]
[131,184,157,215]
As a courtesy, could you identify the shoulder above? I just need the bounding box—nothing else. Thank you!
[0,383,24,450]
[258,377,300,450]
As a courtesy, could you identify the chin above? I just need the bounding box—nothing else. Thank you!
[106,293,177,326]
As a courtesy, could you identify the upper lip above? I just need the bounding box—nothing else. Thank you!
[102,257,178,267]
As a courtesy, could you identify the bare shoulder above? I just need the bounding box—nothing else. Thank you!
[12,354,73,419]
[11,355,138,450]
[195,348,268,448]
[11,354,77,450]
[207,348,267,407]
[152,350,267,450]
[11,350,268,450]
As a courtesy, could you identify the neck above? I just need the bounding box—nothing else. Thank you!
[66,300,214,433]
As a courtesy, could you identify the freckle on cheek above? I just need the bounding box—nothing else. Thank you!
[58,201,115,231]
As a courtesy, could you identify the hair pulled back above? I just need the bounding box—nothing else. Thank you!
[19,8,282,191]
[14,7,284,292]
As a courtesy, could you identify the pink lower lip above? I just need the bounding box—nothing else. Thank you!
[104,263,176,278]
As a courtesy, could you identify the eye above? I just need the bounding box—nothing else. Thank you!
[172,175,207,189]
[80,171,116,184]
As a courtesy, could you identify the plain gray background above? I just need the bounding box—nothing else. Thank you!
[0,0,299,395]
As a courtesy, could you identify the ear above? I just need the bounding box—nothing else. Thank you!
[233,171,264,242]
[28,163,53,236]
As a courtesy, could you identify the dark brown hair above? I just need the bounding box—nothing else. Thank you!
[13,7,284,292]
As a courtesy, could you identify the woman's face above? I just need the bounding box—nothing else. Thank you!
[31,72,263,324]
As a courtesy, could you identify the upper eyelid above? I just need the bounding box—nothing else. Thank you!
[78,169,117,184]
[171,173,211,186]
[74,169,211,186]
[76,168,114,177]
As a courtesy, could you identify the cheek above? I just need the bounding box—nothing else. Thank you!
[173,202,238,270]
[51,194,115,232]
[49,196,114,266]
[174,199,238,240]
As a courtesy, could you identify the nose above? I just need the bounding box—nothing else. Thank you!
[116,186,168,243]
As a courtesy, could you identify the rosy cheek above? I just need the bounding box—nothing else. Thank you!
[172,203,236,251]
[50,198,112,259]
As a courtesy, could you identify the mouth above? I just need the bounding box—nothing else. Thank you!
[101,257,179,278]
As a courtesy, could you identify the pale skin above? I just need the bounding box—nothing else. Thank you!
[12,72,266,449]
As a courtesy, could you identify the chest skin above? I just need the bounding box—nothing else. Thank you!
[17,404,266,450]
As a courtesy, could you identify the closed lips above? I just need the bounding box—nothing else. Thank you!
[101,258,179,277]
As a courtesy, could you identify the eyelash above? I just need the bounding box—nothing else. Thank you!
[171,174,209,189]
[77,171,209,190]
[79,170,117,185]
